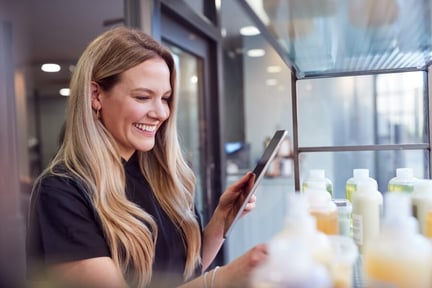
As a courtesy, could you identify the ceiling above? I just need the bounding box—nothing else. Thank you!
[0,0,124,96]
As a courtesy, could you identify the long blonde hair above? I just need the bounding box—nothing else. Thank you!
[40,26,201,287]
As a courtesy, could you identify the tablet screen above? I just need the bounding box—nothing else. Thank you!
[224,129,288,238]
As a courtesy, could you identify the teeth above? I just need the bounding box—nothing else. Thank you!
[134,123,156,132]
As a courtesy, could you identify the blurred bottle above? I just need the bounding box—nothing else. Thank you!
[304,182,339,235]
[251,237,332,288]
[252,193,333,287]
[345,169,377,203]
[302,169,333,196]
[351,181,383,253]
[411,180,432,235]
[364,193,432,288]
[388,168,419,193]
[327,235,359,288]
[333,199,352,237]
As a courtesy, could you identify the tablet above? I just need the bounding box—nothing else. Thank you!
[224,129,288,238]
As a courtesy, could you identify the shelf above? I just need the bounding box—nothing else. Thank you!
[246,0,432,79]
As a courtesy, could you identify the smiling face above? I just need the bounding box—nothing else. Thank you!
[93,57,172,160]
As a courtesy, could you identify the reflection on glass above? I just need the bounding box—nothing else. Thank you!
[164,43,204,215]
[298,71,426,147]
[246,0,432,77]
[299,150,428,199]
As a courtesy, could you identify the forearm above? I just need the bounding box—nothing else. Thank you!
[178,266,222,288]
[201,208,226,270]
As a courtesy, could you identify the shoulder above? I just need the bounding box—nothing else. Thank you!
[31,168,93,211]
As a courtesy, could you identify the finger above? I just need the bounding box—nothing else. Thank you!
[248,194,256,204]
[243,202,256,212]
[229,172,254,192]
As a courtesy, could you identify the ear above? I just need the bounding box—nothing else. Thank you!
[91,81,102,111]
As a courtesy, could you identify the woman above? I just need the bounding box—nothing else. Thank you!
[26,26,267,288]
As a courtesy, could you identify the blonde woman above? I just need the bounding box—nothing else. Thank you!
[26,26,267,288]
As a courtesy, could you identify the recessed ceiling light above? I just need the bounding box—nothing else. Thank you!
[190,75,198,84]
[266,79,278,86]
[41,63,61,72]
[247,49,265,57]
[267,66,282,73]
[240,26,260,36]
[59,88,70,96]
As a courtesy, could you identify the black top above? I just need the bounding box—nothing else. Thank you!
[27,152,202,287]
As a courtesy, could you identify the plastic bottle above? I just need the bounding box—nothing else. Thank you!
[411,180,432,235]
[251,237,332,288]
[364,193,432,288]
[333,199,352,237]
[327,235,359,288]
[254,193,333,287]
[304,182,339,235]
[351,181,383,253]
[345,169,378,203]
[388,167,419,193]
[302,169,333,196]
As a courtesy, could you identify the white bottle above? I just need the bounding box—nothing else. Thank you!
[254,193,332,288]
[276,193,333,269]
[351,181,383,253]
[302,169,333,196]
[411,180,432,235]
[345,169,378,203]
[388,167,419,193]
[251,237,332,288]
[364,193,432,288]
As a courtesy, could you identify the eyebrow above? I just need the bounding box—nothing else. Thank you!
[130,87,172,96]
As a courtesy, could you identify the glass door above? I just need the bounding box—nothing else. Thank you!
[163,42,206,218]
[159,10,219,224]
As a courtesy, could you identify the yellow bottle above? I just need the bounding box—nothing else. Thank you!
[411,180,432,235]
[364,193,432,288]
[304,182,339,235]
[388,167,419,193]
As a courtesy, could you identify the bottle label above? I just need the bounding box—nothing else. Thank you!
[352,214,363,245]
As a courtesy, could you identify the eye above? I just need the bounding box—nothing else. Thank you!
[162,96,172,103]
[135,96,150,101]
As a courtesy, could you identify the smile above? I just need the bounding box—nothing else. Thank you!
[133,123,157,132]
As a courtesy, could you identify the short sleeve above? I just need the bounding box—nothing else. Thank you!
[27,175,110,266]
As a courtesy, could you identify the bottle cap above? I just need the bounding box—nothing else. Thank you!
[353,169,369,179]
[396,168,413,178]
[309,169,325,179]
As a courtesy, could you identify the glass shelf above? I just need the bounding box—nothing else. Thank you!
[246,0,432,79]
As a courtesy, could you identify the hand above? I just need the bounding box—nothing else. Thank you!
[215,244,268,288]
[216,172,256,235]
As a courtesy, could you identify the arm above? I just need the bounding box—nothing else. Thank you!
[201,172,256,270]
[48,257,126,288]
[178,244,268,288]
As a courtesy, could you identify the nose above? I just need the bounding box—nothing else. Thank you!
[148,98,169,120]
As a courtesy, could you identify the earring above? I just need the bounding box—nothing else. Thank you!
[96,108,100,120]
